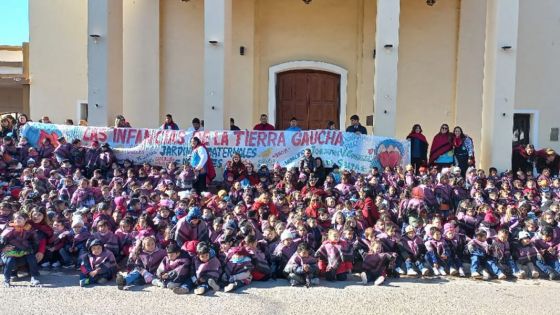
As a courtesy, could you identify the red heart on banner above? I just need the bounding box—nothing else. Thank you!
[38,130,60,147]
[378,145,402,168]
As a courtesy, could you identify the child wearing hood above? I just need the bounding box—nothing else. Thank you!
[442,223,467,277]
[424,227,449,276]
[0,211,41,287]
[79,239,117,287]
[192,241,222,295]
[174,207,209,246]
[91,220,120,259]
[284,242,320,287]
[154,243,193,294]
[223,245,254,293]
[315,229,353,281]
[467,229,506,280]
[116,236,166,290]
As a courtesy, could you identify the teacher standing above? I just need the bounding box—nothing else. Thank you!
[190,137,215,193]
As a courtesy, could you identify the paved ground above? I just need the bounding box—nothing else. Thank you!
[1,270,558,315]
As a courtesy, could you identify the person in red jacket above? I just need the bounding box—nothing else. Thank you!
[252,193,278,217]
[357,186,379,228]
[253,114,275,131]
[305,194,324,219]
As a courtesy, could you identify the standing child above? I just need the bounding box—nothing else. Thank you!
[284,242,320,287]
[79,239,117,287]
[0,211,41,287]
[359,240,396,286]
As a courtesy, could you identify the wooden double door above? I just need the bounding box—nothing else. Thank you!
[276,70,340,130]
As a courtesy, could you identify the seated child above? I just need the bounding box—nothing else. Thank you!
[515,231,541,279]
[271,230,299,279]
[192,241,222,295]
[359,240,395,286]
[91,220,120,259]
[60,217,90,268]
[79,239,117,287]
[442,223,467,277]
[315,229,353,281]
[0,211,41,287]
[467,229,506,280]
[116,236,166,290]
[223,246,254,293]
[424,227,448,276]
[532,227,560,280]
[156,243,192,294]
[43,218,70,268]
[400,225,428,276]
[284,242,319,287]
[490,228,523,279]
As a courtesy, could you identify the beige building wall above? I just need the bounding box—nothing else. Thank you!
[160,0,204,130]
[396,0,460,140]
[0,88,23,113]
[515,0,560,152]
[28,0,87,124]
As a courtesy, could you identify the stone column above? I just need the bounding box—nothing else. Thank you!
[87,0,123,127]
[481,0,519,171]
[203,0,232,130]
[373,0,400,137]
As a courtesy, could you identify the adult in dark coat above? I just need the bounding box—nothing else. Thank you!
[536,148,560,177]
[406,124,429,172]
[511,144,536,176]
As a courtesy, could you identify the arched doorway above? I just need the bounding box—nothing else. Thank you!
[276,70,340,130]
[268,61,348,130]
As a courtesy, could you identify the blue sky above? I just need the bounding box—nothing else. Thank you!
[0,0,29,45]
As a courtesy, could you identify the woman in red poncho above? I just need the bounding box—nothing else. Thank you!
[406,124,429,172]
[429,124,453,169]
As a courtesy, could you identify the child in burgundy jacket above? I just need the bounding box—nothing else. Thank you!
[284,242,319,287]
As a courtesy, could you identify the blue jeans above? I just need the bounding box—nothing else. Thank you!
[2,254,40,282]
[405,259,426,272]
[535,258,560,275]
[124,269,144,285]
[470,255,502,275]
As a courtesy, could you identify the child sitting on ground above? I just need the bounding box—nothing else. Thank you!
[467,229,506,280]
[284,242,319,287]
[359,240,395,286]
[156,243,192,294]
[0,211,41,287]
[116,236,166,290]
[79,239,117,287]
[315,229,353,281]
[192,241,222,295]
[223,246,254,293]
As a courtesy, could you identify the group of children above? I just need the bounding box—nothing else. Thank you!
[1,131,560,294]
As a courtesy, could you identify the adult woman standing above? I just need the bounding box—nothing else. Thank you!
[406,124,429,172]
[190,137,215,193]
[429,124,453,169]
[451,126,475,177]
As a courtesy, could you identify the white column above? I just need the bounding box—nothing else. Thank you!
[481,0,519,171]
[123,0,160,128]
[203,0,231,131]
[87,0,123,127]
[373,0,400,137]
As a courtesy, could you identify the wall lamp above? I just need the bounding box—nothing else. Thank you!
[384,44,393,48]
[209,40,219,45]
[89,34,101,44]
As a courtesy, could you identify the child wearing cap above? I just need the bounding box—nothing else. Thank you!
[442,223,467,277]
[79,239,118,287]
[401,224,428,276]
[514,230,541,279]
[60,217,90,268]
[271,230,300,279]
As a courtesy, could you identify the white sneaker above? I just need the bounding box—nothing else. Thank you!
[373,275,385,286]
[41,262,51,268]
[151,279,165,288]
[432,268,440,276]
[482,270,491,280]
[421,268,430,276]
[459,267,466,277]
[515,270,526,279]
[449,268,458,276]
[224,283,236,293]
[51,261,61,268]
[438,267,447,276]
[207,278,220,291]
[30,277,40,287]
[471,271,482,279]
[407,269,418,276]
[395,267,406,275]
[497,273,507,280]
[359,272,368,285]
[531,270,540,279]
